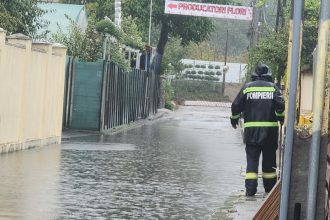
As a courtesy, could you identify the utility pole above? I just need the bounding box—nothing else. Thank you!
[148,0,153,45]
[275,0,281,32]
[275,0,282,85]
[114,0,122,28]
[247,0,256,76]
[281,0,287,28]
[221,29,229,96]
[279,0,303,219]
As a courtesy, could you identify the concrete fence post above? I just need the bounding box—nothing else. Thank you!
[0,28,7,80]
[52,43,67,143]
[7,34,32,148]
[32,41,53,141]
[0,28,6,50]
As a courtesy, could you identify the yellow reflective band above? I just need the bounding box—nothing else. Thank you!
[243,87,276,94]
[275,111,285,117]
[262,172,277,179]
[244,122,278,128]
[245,172,258,180]
[230,114,240,119]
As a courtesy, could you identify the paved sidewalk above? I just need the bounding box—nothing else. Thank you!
[62,108,173,140]
[184,101,231,108]
[210,191,266,220]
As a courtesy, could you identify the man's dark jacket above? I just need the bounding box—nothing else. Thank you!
[231,76,285,145]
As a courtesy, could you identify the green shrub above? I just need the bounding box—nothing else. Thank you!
[216,71,222,75]
[204,76,218,81]
[191,70,197,74]
[195,64,201,68]
[215,65,221,69]
[198,70,204,74]
[201,65,206,68]
[186,70,191,74]
[209,71,215,75]
[208,65,214,69]
[188,64,193,68]
[165,100,174,110]
[184,64,189,68]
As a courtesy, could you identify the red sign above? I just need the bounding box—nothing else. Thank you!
[168,3,178,9]
[165,0,253,21]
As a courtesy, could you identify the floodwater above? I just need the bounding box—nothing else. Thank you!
[0,106,246,220]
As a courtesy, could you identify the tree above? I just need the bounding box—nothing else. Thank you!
[52,17,102,61]
[208,19,250,57]
[247,0,320,81]
[62,0,116,21]
[123,0,231,75]
[248,29,288,81]
[302,0,320,66]
[161,38,188,75]
[0,0,46,37]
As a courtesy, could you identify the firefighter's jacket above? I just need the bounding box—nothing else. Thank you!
[231,77,285,145]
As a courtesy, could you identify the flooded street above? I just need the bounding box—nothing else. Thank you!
[0,106,246,220]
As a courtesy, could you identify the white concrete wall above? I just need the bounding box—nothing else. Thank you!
[181,59,247,83]
[0,29,66,153]
[300,71,313,114]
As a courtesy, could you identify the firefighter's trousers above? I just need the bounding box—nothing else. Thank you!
[245,143,277,194]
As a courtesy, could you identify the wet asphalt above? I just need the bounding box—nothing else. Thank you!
[0,106,249,220]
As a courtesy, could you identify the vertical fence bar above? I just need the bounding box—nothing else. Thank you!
[107,64,111,129]
[123,71,127,124]
[138,71,142,118]
[110,64,115,128]
[99,60,108,131]
[114,66,119,127]
[119,71,123,126]
[64,56,73,128]
[133,70,137,121]
[68,58,76,127]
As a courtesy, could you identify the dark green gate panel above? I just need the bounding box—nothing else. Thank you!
[71,60,104,130]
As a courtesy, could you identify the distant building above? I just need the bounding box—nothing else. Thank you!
[37,3,87,38]
[180,59,247,83]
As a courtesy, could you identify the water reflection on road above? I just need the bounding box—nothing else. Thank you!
[0,106,245,220]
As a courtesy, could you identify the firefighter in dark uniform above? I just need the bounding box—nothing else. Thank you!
[230,64,285,196]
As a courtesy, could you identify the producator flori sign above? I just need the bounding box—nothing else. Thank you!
[164,0,253,21]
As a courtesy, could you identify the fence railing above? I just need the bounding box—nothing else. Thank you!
[63,57,159,132]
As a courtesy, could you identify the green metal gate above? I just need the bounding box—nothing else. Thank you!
[63,57,159,132]
[70,60,104,130]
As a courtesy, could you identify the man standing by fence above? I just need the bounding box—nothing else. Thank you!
[230,64,285,196]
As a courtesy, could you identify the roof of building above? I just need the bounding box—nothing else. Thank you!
[38,3,87,37]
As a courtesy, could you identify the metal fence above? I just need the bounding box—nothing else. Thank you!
[63,57,159,131]
[101,63,159,130]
